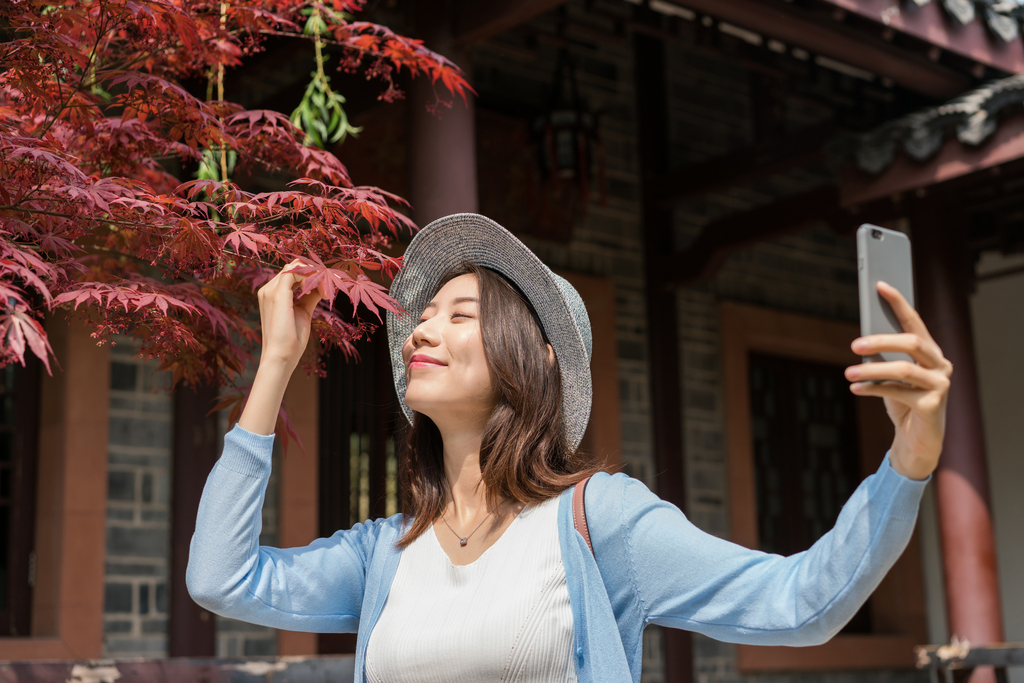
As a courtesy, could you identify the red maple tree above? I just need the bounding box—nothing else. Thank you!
[0,0,470,443]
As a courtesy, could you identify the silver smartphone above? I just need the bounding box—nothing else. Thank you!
[857,224,915,365]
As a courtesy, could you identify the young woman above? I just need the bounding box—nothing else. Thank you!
[187,213,952,683]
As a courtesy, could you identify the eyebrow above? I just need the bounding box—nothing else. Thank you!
[422,296,479,310]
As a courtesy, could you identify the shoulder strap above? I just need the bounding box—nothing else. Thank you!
[572,476,594,556]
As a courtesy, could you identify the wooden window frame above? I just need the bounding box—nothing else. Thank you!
[721,301,927,672]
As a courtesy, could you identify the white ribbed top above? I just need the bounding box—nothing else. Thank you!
[365,496,577,683]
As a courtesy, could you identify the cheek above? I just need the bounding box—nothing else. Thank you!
[463,333,491,385]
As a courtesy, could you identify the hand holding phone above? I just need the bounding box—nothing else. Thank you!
[847,224,953,481]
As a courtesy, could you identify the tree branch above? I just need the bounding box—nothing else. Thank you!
[37,13,111,140]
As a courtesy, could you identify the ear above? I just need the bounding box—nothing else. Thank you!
[546,343,555,366]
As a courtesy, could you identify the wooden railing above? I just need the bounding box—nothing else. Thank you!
[916,639,1024,683]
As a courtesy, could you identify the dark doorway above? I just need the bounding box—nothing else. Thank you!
[0,354,41,636]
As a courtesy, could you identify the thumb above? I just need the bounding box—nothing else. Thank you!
[296,286,323,318]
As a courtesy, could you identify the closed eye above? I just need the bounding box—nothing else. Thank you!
[416,312,474,324]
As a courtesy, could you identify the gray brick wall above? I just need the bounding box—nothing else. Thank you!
[104,338,174,657]
[103,340,279,657]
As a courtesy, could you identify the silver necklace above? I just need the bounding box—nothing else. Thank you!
[441,501,505,547]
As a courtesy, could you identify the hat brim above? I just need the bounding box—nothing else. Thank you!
[386,213,592,450]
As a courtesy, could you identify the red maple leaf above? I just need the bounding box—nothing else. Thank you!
[0,306,56,374]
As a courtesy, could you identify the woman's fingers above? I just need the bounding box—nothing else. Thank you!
[876,281,932,341]
[259,258,304,296]
[255,258,323,365]
[276,258,311,293]
[850,379,949,417]
[260,259,320,304]
[850,380,924,401]
[852,283,954,378]
[848,284,953,480]
[284,260,323,316]
[845,359,951,392]
[852,333,947,370]
[296,289,323,318]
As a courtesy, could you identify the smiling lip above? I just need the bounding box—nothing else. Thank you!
[409,354,447,368]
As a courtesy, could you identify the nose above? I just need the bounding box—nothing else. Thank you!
[410,315,441,349]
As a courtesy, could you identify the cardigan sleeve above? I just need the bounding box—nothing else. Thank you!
[586,452,928,646]
[186,424,373,633]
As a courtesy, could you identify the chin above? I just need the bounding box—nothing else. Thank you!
[405,394,495,425]
[403,391,438,418]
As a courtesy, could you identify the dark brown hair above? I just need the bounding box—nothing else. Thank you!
[396,262,597,547]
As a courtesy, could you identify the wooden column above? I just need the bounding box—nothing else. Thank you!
[409,0,478,226]
[169,383,220,656]
[909,198,1004,683]
[633,29,693,683]
[278,367,320,656]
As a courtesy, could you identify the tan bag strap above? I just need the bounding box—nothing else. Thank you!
[572,476,594,556]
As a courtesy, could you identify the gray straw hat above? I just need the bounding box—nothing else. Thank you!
[386,213,593,450]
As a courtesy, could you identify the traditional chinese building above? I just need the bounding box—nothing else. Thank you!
[4,1,1023,682]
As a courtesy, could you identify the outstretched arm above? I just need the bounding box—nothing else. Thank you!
[590,282,948,646]
[588,461,926,646]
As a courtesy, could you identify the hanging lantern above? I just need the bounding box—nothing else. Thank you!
[528,49,607,242]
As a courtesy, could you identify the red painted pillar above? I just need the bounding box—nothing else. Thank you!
[910,199,1004,683]
[409,0,478,226]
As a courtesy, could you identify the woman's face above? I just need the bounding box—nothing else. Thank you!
[401,273,496,424]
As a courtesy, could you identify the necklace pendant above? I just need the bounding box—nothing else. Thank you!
[459,538,468,547]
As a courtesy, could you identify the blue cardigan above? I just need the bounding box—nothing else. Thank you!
[187,425,928,683]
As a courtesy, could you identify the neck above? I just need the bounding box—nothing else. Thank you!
[431,412,494,524]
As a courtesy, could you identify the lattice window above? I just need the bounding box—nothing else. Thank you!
[748,352,869,634]
[749,353,861,557]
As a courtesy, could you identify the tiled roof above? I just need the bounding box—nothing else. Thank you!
[849,72,1024,173]
[936,0,1024,42]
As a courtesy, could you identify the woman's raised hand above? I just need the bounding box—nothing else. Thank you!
[257,258,323,369]
[237,259,323,436]
[845,281,953,481]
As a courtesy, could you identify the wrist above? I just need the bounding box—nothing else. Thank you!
[258,353,298,375]
[237,358,294,436]
[888,440,937,481]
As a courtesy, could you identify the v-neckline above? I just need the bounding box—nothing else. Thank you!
[430,503,530,568]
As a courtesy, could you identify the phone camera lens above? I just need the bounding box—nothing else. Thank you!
[871,229,883,239]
